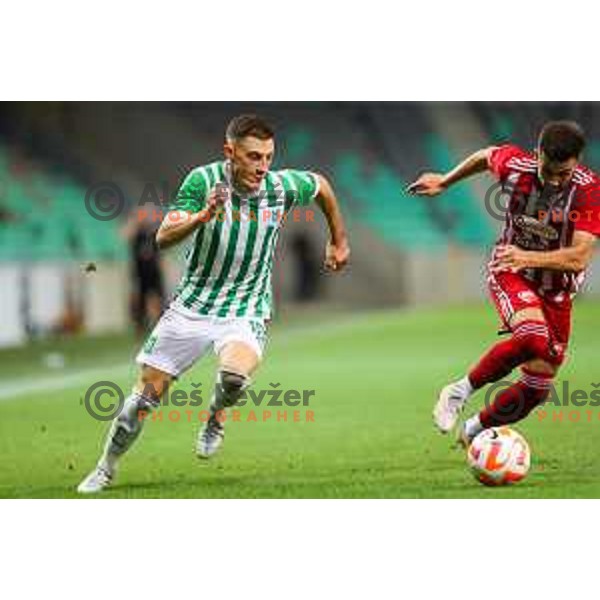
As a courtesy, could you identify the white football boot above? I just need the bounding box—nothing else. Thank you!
[196,417,225,459]
[77,465,114,494]
[457,414,484,449]
[433,378,472,434]
[456,421,474,449]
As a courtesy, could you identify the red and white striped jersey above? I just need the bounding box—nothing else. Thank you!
[487,144,600,295]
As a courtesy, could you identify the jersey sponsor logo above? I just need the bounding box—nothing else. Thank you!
[513,214,559,244]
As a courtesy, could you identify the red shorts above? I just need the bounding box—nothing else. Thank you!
[487,271,572,355]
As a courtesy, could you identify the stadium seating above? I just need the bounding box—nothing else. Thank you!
[424,136,495,247]
[335,154,448,250]
[4,102,600,264]
[280,126,493,250]
[0,138,456,263]
[0,148,128,262]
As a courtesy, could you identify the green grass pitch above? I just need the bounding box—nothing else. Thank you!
[1,301,600,498]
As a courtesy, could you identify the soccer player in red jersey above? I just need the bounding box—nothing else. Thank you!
[408,121,600,444]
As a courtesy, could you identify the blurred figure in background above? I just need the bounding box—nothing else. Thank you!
[121,208,165,338]
[290,232,321,302]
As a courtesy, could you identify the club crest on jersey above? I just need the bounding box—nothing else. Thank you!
[517,290,537,304]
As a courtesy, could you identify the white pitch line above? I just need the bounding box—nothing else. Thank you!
[0,364,132,402]
[0,309,403,403]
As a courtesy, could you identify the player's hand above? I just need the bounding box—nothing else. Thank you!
[406,173,448,197]
[324,240,350,272]
[490,245,530,273]
[204,184,229,217]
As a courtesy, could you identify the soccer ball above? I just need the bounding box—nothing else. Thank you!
[467,427,531,486]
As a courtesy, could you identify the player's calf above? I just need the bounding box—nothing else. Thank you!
[103,391,160,462]
[196,370,250,459]
[215,370,250,409]
[462,366,555,444]
[77,366,172,493]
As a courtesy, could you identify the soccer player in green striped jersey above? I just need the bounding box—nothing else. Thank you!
[78,114,350,493]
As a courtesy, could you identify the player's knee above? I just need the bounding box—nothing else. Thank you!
[137,366,172,400]
[218,370,249,407]
[519,367,555,413]
[523,358,560,377]
[513,320,564,366]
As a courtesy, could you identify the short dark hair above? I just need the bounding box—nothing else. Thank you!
[226,114,275,142]
[539,120,586,162]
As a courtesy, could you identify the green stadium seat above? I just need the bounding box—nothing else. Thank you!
[284,128,314,162]
[425,136,494,247]
[335,154,448,251]
[0,224,34,261]
[489,113,515,140]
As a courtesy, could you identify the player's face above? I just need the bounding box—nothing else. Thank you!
[225,136,275,193]
[537,151,578,191]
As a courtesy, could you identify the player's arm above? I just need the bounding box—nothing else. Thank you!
[491,231,596,273]
[407,147,497,196]
[314,174,350,272]
[156,187,223,250]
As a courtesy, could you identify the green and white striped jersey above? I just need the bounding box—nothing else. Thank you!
[169,160,319,320]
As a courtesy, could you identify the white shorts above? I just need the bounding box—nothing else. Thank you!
[136,304,268,377]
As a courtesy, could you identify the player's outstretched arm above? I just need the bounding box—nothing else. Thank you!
[491,231,596,273]
[314,174,350,272]
[156,188,224,250]
[407,147,497,196]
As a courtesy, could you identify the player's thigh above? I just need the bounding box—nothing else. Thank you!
[542,294,572,360]
[519,296,571,375]
[488,271,543,329]
[136,307,213,379]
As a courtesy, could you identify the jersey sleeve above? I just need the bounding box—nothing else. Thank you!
[487,144,526,182]
[171,167,208,213]
[574,182,600,237]
[282,170,320,209]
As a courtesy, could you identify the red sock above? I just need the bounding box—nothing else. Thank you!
[468,320,552,390]
[478,368,552,428]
